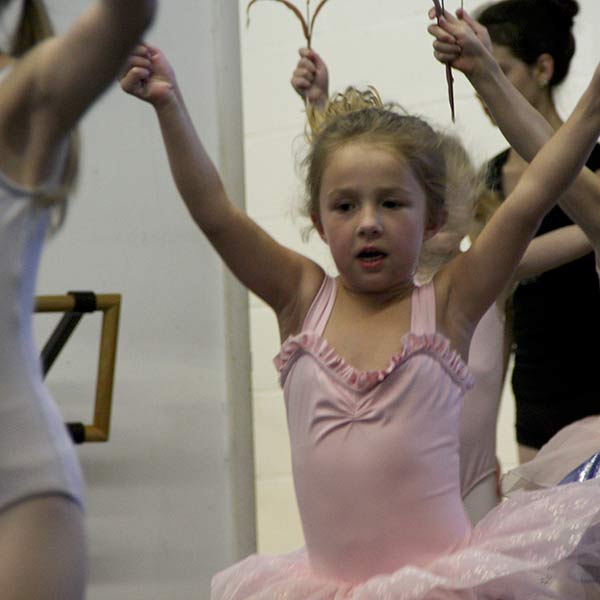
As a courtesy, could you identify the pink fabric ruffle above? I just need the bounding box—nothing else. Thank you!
[274,331,474,393]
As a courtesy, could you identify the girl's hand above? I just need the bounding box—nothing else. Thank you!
[427,7,493,79]
[120,43,177,107]
[291,48,329,108]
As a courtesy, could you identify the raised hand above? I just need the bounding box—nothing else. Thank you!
[427,7,494,79]
[120,43,177,107]
[291,47,329,108]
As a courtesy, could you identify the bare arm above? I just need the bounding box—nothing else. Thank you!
[120,45,323,324]
[0,1,156,185]
[33,1,156,132]
[428,7,600,247]
[438,64,600,349]
[514,225,592,283]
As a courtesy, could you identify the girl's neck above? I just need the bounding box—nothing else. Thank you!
[337,277,416,311]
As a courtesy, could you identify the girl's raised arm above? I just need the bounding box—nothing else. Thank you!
[513,225,591,285]
[120,44,323,330]
[440,64,600,341]
[0,1,157,187]
[428,7,600,247]
[35,0,156,129]
[27,1,156,132]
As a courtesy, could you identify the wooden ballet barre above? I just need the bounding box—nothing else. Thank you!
[34,292,121,445]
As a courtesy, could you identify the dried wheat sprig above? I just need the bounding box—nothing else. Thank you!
[432,0,456,122]
[247,0,332,49]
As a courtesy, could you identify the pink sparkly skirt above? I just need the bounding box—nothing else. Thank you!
[503,415,600,493]
[212,477,600,599]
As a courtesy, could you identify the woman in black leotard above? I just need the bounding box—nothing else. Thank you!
[432,0,600,464]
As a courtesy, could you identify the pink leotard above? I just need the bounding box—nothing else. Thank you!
[274,275,473,583]
[213,274,600,598]
[460,302,505,498]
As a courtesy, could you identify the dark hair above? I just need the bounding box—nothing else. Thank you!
[477,0,579,86]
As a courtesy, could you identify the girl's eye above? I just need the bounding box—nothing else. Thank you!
[335,201,354,212]
[382,198,402,209]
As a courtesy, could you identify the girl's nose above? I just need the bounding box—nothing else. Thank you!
[357,208,383,238]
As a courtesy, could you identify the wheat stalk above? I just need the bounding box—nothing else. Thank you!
[432,0,458,122]
[247,0,332,48]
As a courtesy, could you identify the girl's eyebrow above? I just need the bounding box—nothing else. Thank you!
[376,186,411,195]
[325,187,359,199]
[325,185,411,198]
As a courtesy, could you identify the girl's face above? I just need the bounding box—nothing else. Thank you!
[314,142,440,294]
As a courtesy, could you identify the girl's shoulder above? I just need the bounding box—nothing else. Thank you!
[429,257,476,360]
[278,259,326,341]
[0,38,57,108]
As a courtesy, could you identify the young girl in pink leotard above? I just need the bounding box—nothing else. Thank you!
[292,48,593,525]
[122,42,600,598]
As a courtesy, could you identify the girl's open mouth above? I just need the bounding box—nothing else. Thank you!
[357,249,387,269]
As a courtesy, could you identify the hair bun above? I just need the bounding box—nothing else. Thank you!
[546,0,579,21]
[305,87,384,141]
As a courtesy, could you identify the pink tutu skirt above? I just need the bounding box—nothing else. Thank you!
[503,415,600,493]
[212,478,600,599]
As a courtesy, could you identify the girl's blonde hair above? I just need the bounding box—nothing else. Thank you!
[4,0,79,219]
[301,87,485,275]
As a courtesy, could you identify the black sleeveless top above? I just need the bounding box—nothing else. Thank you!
[486,145,600,448]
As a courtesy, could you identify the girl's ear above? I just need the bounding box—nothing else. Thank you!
[311,212,327,243]
[534,53,555,88]
[424,209,448,241]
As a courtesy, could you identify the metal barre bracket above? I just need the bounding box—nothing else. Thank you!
[36,292,121,444]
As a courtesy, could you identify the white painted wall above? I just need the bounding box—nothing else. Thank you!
[238,0,600,553]
[33,2,254,599]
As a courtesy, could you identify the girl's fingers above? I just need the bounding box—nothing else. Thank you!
[143,42,160,53]
[296,66,314,79]
[427,23,456,44]
[456,7,477,30]
[299,57,316,73]
[433,40,461,55]
[119,57,150,82]
[298,47,314,60]
[292,76,312,90]
[433,49,458,64]
[132,43,151,58]
[440,8,457,24]
[120,67,149,93]
[292,69,312,85]
[125,56,152,71]
[428,6,457,24]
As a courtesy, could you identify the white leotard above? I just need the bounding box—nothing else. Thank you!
[0,68,84,511]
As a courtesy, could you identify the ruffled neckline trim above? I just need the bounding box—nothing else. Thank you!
[274,331,474,393]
